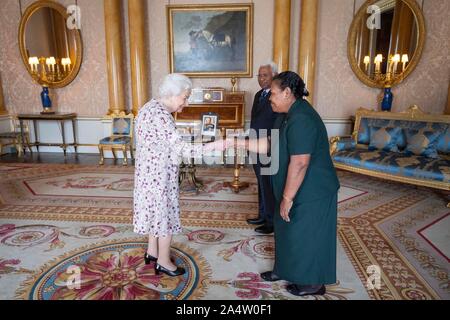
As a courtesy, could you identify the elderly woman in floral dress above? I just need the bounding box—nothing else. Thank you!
[133,73,221,277]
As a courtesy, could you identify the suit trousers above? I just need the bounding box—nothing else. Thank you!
[253,163,275,226]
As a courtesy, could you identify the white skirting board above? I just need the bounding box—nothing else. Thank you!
[0,116,353,158]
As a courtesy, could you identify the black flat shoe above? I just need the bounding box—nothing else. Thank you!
[255,225,274,234]
[154,263,186,277]
[260,271,281,282]
[286,284,326,296]
[247,217,265,225]
[144,252,157,265]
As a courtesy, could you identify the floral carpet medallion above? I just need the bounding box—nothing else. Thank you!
[16,240,211,300]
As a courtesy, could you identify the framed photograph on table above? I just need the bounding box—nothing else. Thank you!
[167,3,253,77]
[201,113,219,138]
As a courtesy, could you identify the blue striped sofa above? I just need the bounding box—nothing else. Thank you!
[330,106,450,193]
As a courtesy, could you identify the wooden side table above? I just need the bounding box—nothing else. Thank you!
[17,113,78,156]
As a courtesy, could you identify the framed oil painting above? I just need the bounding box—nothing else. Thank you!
[167,4,253,78]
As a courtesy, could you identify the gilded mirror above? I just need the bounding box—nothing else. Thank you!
[19,1,83,89]
[348,0,425,88]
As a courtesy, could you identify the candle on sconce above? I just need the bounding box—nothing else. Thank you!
[401,54,409,72]
[374,54,383,73]
[28,57,37,72]
[50,57,56,73]
[392,54,400,73]
[61,58,72,73]
[363,56,370,72]
[45,57,56,73]
[45,58,51,73]
[61,59,67,73]
[28,57,39,72]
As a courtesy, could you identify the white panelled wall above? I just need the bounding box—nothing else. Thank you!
[0,115,353,158]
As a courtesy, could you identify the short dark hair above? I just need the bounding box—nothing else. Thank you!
[272,71,309,99]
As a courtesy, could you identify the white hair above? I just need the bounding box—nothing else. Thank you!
[260,61,278,76]
[158,73,192,98]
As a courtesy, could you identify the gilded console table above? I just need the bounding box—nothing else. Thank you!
[17,113,78,156]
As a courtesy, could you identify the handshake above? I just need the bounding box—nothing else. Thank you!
[202,137,245,152]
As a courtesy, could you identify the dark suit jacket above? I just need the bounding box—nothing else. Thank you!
[250,89,277,168]
[250,89,277,136]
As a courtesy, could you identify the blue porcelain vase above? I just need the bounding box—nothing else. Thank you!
[41,86,52,110]
[381,87,393,112]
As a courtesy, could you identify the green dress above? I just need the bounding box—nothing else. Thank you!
[270,99,340,285]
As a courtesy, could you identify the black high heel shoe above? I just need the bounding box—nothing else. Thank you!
[144,252,158,265]
[154,262,185,276]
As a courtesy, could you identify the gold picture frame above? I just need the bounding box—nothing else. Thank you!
[167,3,253,78]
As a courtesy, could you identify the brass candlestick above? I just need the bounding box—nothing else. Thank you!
[230,77,238,92]
[224,137,249,193]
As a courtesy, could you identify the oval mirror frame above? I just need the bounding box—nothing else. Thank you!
[18,0,83,89]
[347,0,425,89]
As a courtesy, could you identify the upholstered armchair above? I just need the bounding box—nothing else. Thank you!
[98,113,134,165]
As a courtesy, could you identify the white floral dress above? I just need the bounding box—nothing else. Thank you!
[133,99,202,236]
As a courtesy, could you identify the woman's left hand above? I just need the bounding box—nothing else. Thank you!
[280,198,293,222]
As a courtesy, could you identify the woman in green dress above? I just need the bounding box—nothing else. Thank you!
[235,71,340,296]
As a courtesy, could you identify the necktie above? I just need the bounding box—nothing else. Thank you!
[259,90,268,103]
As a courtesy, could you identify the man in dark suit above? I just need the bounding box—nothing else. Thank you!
[248,62,278,234]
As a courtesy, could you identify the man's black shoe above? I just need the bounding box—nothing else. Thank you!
[255,225,274,234]
[286,284,326,296]
[260,271,281,282]
[247,217,265,225]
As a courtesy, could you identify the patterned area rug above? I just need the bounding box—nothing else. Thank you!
[0,163,448,300]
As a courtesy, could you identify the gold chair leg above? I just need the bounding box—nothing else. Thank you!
[129,144,134,160]
[98,146,105,165]
[122,146,128,165]
[15,137,23,157]
[111,148,117,161]
[25,135,32,154]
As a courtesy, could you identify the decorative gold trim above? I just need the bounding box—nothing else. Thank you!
[18,0,83,89]
[166,3,253,78]
[334,163,449,191]
[347,0,426,88]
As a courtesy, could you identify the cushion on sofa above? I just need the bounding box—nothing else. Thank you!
[368,126,403,152]
[437,126,450,154]
[404,128,443,159]
[357,118,370,144]
[333,148,450,183]
[357,118,448,150]
[335,137,356,152]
